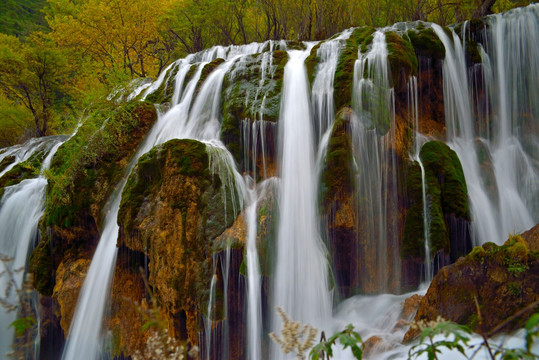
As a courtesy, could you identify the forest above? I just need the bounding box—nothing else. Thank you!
[0,0,531,147]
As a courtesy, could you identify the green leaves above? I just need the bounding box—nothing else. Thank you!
[9,316,36,337]
[309,324,363,360]
[409,321,471,360]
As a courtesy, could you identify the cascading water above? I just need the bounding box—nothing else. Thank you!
[15,5,539,360]
[63,43,266,360]
[351,30,400,293]
[432,7,538,246]
[0,136,66,359]
[407,76,433,283]
[271,46,332,358]
[311,29,353,143]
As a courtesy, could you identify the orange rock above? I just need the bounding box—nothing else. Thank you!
[52,258,91,334]
[402,294,423,320]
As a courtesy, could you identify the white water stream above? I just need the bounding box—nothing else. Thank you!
[271,46,332,360]
[0,136,66,360]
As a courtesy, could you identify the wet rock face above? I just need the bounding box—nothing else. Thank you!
[117,138,240,346]
[30,101,158,296]
[404,231,539,342]
[52,258,91,334]
[319,108,357,297]
[402,140,472,279]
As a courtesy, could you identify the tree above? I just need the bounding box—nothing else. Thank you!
[47,0,172,79]
[0,33,68,138]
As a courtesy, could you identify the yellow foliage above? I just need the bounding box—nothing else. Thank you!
[47,0,174,78]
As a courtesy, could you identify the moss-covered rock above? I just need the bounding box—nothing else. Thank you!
[30,100,157,295]
[407,26,446,60]
[305,41,324,85]
[420,141,469,218]
[402,141,470,263]
[320,107,354,210]
[145,63,180,104]
[0,154,42,198]
[195,58,226,95]
[117,138,241,346]
[0,155,15,173]
[404,231,539,342]
[385,31,418,91]
[319,107,358,297]
[220,50,286,164]
[333,26,376,111]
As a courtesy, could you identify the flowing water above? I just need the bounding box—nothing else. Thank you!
[14,5,539,359]
[0,136,66,360]
[62,44,267,360]
[351,30,400,293]
[271,46,332,359]
[432,6,538,246]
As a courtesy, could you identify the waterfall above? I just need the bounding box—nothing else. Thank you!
[63,43,266,359]
[15,5,539,360]
[351,30,399,293]
[432,8,538,246]
[245,186,261,360]
[272,46,332,357]
[311,29,353,143]
[0,136,66,359]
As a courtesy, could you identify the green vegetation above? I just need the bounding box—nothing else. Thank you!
[333,26,376,111]
[385,31,418,90]
[402,141,469,260]
[119,139,210,237]
[320,109,354,211]
[29,100,157,295]
[310,325,364,360]
[0,0,48,37]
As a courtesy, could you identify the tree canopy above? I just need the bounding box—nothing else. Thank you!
[0,0,532,146]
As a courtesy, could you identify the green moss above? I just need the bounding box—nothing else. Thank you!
[333,26,376,111]
[29,237,54,295]
[320,109,354,212]
[285,40,307,50]
[385,32,418,90]
[195,58,226,95]
[305,41,324,86]
[402,141,469,260]
[0,155,15,173]
[420,141,469,219]
[119,139,210,237]
[220,50,287,162]
[407,27,446,59]
[239,255,247,276]
[145,64,179,104]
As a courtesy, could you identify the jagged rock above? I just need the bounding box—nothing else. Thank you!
[521,223,539,252]
[320,107,357,297]
[52,258,91,334]
[403,232,539,343]
[117,138,241,347]
[30,101,157,296]
[402,141,472,275]
[401,294,423,320]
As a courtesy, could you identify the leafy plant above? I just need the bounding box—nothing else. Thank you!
[505,257,529,277]
[310,324,364,360]
[408,317,472,360]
